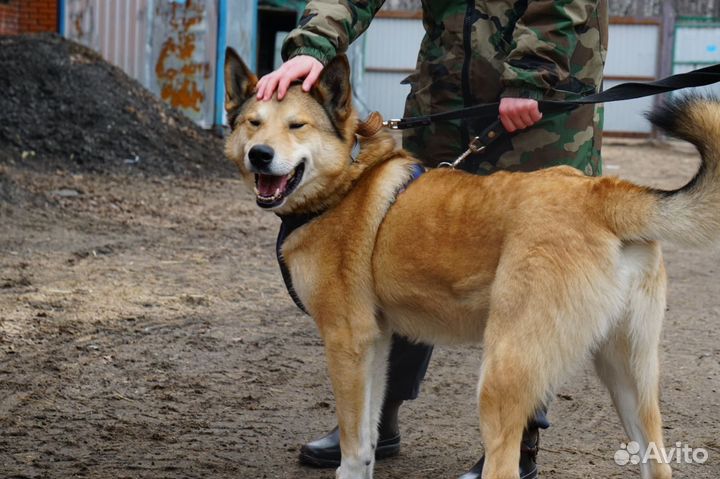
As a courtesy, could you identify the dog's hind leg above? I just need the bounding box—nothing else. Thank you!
[477,254,620,479]
[476,327,550,479]
[322,321,392,479]
[594,248,671,479]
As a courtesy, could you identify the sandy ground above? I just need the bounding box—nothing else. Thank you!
[1,140,719,479]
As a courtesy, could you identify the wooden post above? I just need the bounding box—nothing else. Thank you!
[659,1,676,88]
[653,0,677,139]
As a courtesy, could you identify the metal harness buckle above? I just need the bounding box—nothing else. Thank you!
[438,136,486,169]
[382,119,402,130]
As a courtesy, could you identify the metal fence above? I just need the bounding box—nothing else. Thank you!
[602,18,662,135]
[672,16,720,97]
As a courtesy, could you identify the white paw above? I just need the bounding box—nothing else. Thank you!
[336,456,374,479]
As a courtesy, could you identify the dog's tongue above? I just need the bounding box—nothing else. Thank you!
[257,174,288,197]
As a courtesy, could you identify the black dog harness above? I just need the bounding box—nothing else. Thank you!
[276,162,426,314]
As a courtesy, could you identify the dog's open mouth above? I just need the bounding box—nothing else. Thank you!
[254,162,305,208]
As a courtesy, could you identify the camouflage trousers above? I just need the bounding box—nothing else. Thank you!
[403,103,604,177]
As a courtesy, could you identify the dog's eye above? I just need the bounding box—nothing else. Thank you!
[289,122,306,130]
[248,119,261,127]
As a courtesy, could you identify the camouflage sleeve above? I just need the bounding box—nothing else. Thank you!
[500,0,606,100]
[281,0,386,65]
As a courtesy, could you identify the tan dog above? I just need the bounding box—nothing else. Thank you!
[224,47,720,479]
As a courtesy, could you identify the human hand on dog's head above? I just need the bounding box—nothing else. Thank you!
[256,55,325,101]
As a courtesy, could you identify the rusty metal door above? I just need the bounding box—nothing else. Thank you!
[62,0,219,127]
[149,0,218,127]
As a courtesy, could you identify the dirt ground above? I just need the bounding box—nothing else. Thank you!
[1,138,719,479]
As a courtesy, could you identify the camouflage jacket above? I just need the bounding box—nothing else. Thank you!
[282,0,608,176]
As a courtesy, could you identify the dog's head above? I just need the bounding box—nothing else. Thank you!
[224,48,359,214]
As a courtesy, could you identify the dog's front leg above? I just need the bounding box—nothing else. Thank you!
[322,325,391,479]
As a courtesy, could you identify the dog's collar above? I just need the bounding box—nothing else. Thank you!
[275,162,425,315]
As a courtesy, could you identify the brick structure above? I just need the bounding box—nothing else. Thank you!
[0,0,58,35]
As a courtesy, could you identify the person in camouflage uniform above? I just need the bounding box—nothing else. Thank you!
[273,0,607,175]
[256,1,608,477]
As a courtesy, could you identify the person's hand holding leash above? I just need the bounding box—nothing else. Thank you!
[256,55,324,101]
[499,97,543,132]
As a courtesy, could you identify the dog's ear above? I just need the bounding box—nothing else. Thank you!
[311,55,353,124]
[224,48,257,116]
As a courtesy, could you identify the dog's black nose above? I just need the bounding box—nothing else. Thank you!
[248,144,274,168]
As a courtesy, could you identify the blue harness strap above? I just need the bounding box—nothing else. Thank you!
[276,163,426,314]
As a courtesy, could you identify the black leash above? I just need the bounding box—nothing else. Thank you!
[383,63,720,131]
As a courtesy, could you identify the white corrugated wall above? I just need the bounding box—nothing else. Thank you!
[602,22,661,134]
[673,20,720,97]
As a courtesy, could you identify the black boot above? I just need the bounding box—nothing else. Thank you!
[458,428,540,479]
[298,399,403,468]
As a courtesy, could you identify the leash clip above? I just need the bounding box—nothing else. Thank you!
[438,136,486,169]
[382,119,402,130]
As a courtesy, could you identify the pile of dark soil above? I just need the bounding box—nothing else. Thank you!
[0,34,234,178]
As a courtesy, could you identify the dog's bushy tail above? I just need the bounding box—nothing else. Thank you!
[637,95,720,246]
[599,95,720,245]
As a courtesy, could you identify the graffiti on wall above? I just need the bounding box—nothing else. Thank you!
[66,0,95,47]
[62,0,218,127]
[152,0,213,122]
